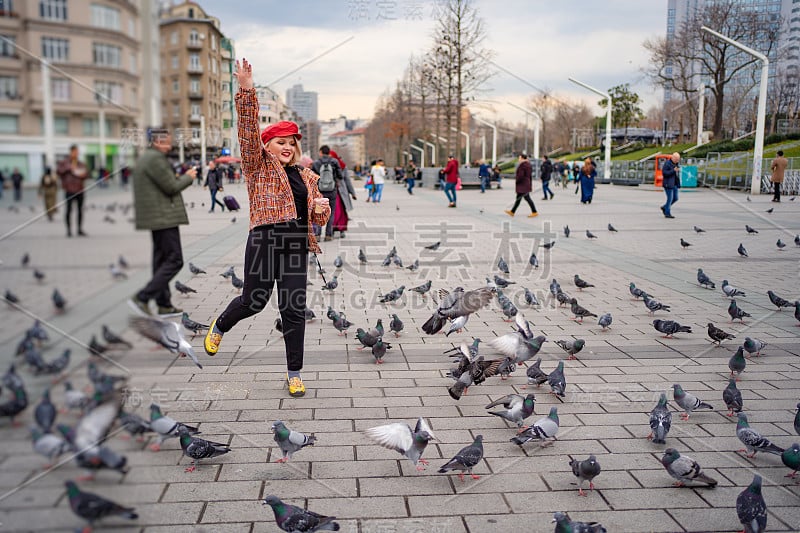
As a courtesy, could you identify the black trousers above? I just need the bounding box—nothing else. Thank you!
[216,224,309,371]
[321,190,337,237]
[64,191,84,233]
[773,181,781,201]
[137,227,183,307]
[511,193,537,213]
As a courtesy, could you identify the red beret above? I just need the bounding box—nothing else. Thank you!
[261,121,302,145]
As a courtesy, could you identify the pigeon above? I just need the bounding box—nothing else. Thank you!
[271,420,315,463]
[541,241,556,249]
[586,230,597,239]
[529,253,539,268]
[358,248,368,264]
[181,313,210,335]
[693,225,705,233]
[742,337,766,358]
[660,448,717,487]
[696,269,715,289]
[321,275,338,291]
[729,346,747,379]
[598,313,612,330]
[52,289,66,311]
[628,283,650,300]
[388,314,404,337]
[796,301,800,325]
[511,407,559,447]
[569,299,596,323]
[564,225,571,238]
[364,417,434,470]
[672,384,713,420]
[118,255,129,269]
[332,313,353,335]
[40,349,71,375]
[573,275,594,291]
[570,455,601,496]
[177,427,230,472]
[497,256,510,274]
[738,243,748,257]
[379,285,405,303]
[552,512,606,533]
[485,393,535,428]
[722,280,746,298]
[118,410,153,441]
[524,288,540,307]
[406,258,419,271]
[63,381,90,412]
[782,443,800,479]
[652,319,692,338]
[555,338,585,360]
[737,413,784,457]
[148,403,200,451]
[262,495,340,532]
[500,299,519,321]
[608,223,618,232]
[333,255,343,269]
[4,289,19,305]
[355,328,379,350]
[21,252,29,267]
[438,435,483,482]
[493,274,515,288]
[64,481,138,529]
[648,392,672,444]
[0,384,28,425]
[736,475,767,533]
[230,273,244,290]
[129,316,201,368]
[424,241,441,251]
[548,361,567,397]
[796,235,800,246]
[392,255,404,268]
[33,268,45,282]
[174,281,197,295]
[745,225,758,234]
[410,280,432,298]
[371,338,390,364]
[496,357,517,380]
[728,299,751,323]
[746,195,751,202]
[444,314,469,337]
[230,217,236,223]
[88,335,108,357]
[643,295,670,315]
[680,238,692,249]
[381,254,392,267]
[490,329,546,365]
[522,358,548,389]
[30,425,70,466]
[87,362,127,393]
[707,323,735,345]
[421,287,492,335]
[101,325,132,349]
[550,279,562,296]
[220,266,235,278]
[109,263,127,279]
[35,389,56,433]
[447,355,504,400]
[188,262,206,274]
[767,290,792,310]
[777,239,786,250]
[723,378,743,416]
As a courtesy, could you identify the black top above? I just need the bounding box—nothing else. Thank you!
[285,165,309,226]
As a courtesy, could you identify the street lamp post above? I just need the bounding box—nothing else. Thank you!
[701,26,768,195]
[696,82,705,147]
[450,127,470,166]
[474,117,497,166]
[569,77,611,181]
[41,61,54,170]
[409,143,424,168]
[506,102,541,160]
[417,138,436,167]
[95,93,106,176]
[430,133,448,162]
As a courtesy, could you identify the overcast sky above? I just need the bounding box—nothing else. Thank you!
[195,0,666,124]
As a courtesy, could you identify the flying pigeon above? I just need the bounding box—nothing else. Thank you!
[737,243,748,257]
[672,383,713,420]
[660,448,717,487]
[648,392,671,444]
[364,417,434,470]
[511,407,559,447]
[767,290,792,310]
[497,256,510,274]
[421,287,492,335]
[555,338,585,360]
[148,403,200,452]
[723,378,743,416]
[489,326,546,366]
[736,413,784,457]
[177,426,230,472]
[573,275,594,291]
[608,223,618,232]
[598,313,612,330]
[438,435,484,482]
[552,512,606,533]
[447,355,505,400]
[696,269,715,289]
[64,481,137,529]
[728,299,751,323]
[742,337,766,357]
[707,323,736,345]
[262,495,340,532]
[129,316,202,368]
[722,280,746,298]
[570,455,601,496]
[680,238,692,249]
[271,420,315,463]
[188,263,206,275]
[485,394,535,428]
[652,319,692,338]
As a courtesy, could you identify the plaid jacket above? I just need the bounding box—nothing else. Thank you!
[236,87,330,253]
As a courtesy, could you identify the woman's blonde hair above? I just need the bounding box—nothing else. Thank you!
[264,136,302,166]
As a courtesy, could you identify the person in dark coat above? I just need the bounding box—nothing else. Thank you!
[540,155,554,200]
[329,149,356,238]
[504,153,538,217]
[660,152,680,218]
[56,145,90,237]
[204,161,225,212]
[579,158,596,204]
[10,168,23,201]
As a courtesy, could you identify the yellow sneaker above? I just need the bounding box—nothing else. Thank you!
[287,374,306,397]
[204,318,223,356]
[504,210,515,217]
[528,212,539,218]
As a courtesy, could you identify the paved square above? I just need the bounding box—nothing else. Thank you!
[0,179,798,532]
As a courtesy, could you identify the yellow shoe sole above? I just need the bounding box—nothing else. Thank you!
[204,318,223,356]
[287,374,306,397]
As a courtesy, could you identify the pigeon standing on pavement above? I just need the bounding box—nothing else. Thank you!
[493,275,515,288]
[629,283,651,300]
[485,394,535,428]
[148,403,200,452]
[521,358,548,389]
[767,290,792,310]
[564,225,570,238]
[555,338,585,360]
[782,444,800,479]
[529,252,539,268]
[438,435,484,482]
[680,238,692,249]
[573,275,594,291]
[728,299,751,323]
[177,426,231,472]
[652,319,692,338]
[693,225,705,233]
[569,299,596,323]
[52,289,66,312]
[697,269,715,289]
[736,475,768,533]
[570,455,601,496]
[660,448,717,487]
[723,378,744,416]
[742,337,766,358]
[379,285,405,304]
[777,239,786,250]
[371,338,390,364]
[389,314,404,337]
[333,255,343,269]
[35,389,56,433]
[188,263,206,275]
[497,257,510,274]
[174,281,197,295]
[321,275,338,291]
[271,420,315,463]
[586,230,597,239]
[598,313,612,330]
[738,243,749,257]
[261,495,340,533]
[101,325,133,349]
[608,223,618,232]
[729,346,747,379]
[736,413,784,458]
[230,272,244,290]
[552,512,606,533]
[524,288,540,307]
[722,280,746,298]
[364,417,434,470]
[30,426,70,466]
[745,225,759,234]
[129,316,202,368]
[707,323,736,345]
[64,481,137,529]
[424,241,441,251]
[548,361,567,397]
[511,407,559,447]
[672,384,713,420]
[643,295,670,315]
[410,280,432,298]
[118,410,152,441]
[648,392,672,444]
[181,313,210,336]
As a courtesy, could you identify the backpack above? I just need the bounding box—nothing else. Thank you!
[318,161,336,192]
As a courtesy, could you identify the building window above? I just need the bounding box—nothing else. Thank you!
[128,18,135,38]
[129,52,136,74]
[189,53,200,71]
[189,28,200,45]
[192,128,201,140]
[188,7,194,18]
[0,75,17,99]
[221,81,230,93]
[171,53,178,69]
[211,34,216,50]
[91,4,119,30]
[172,79,179,93]
[95,80,122,104]
[211,59,216,74]
[190,103,200,116]
[172,103,179,118]
[190,78,200,92]
[51,78,70,101]
[0,1,14,16]
[39,0,67,21]
[81,117,112,136]
[170,30,177,45]
[0,34,16,57]
[223,118,230,129]
[0,114,18,133]
[93,43,121,67]
[54,115,69,135]
[41,37,69,61]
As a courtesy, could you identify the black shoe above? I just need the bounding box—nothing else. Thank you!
[78,230,87,237]
[665,215,675,219]
[157,305,183,318]
[660,206,665,215]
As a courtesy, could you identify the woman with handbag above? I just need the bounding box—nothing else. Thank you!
[204,59,331,398]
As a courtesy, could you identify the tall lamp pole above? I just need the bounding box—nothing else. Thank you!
[506,102,540,160]
[474,117,497,166]
[417,138,436,167]
[409,143,424,168]
[701,26,768,195]
[450,127,470,165]
[569,77,612,181]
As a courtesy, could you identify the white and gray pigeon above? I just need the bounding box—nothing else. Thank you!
[271,420,315,463]
[493,274,515,288]
[333,255,343,269]
[643,295,671,315]
[485,394,536,428]
[444,315,469,337]
[736,413,784,458]
[364,417,435,471]
[421,287,493,335]
[660,448,717,487]
[697,268,715,289]
[737,475,767,533]
[742,337,767,357]
[30,425,70,466]
[129,316,201,368]
[511,407,559,447]
[63,381,90,412]
[672,383,713,420]
[437,435,484,482]
[570,455,602,496]
[722,280,746,298]
[148,403,200,452]
[188,262,206,275]
[648,392,672,444]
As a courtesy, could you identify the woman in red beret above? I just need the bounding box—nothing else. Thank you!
[204,58,330,398]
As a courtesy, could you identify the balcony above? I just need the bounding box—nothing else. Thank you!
[187,39,202,50]
[188,90,203,99]
[187,64,203,74]
[188,113,202,123]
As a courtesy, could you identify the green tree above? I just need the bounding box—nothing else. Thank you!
[598,84,645,139]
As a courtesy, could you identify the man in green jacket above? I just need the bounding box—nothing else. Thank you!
[128,128,196,317]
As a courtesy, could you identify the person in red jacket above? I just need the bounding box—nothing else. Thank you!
[442,154,459,207]
[505,153,538,217]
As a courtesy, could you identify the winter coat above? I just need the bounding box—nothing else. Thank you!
[56,158,89,194]
[336,170,356,212]
[540,160,553,181]
[515,160,533,194]
[661,159,680,189]
[132,147,194,231]
[204,167,223,190]
[443,159,459,183]
[771,156,788,183]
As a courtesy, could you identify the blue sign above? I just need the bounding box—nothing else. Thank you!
[681,166,697,188]
[221,148,231,156]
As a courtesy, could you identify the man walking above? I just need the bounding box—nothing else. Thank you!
[129,128,196,317]
[57,145,90,237]
[369,159,386,202]
[312,145,342,240]
[505,153,538,218]
[660,152,680,219]
[540,155,554,200]
[442,154,459,207]
[10,168,23,201]
[770,150,788,202]
[478,159,491,193]
[405,160,418,195]
[204,160,225,212]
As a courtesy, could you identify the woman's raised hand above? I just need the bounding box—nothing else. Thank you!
[234,58,254,90]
